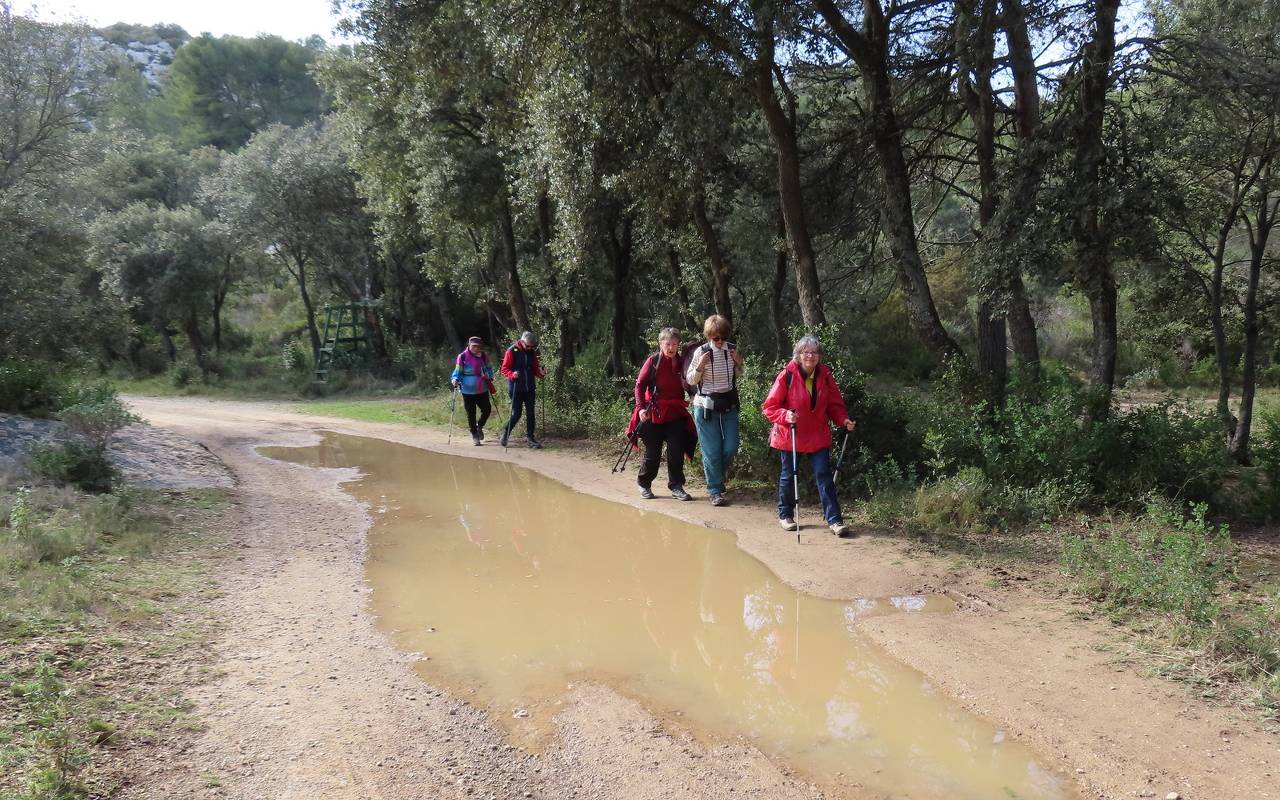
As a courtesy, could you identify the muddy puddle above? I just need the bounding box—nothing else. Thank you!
[261,432,1072,800]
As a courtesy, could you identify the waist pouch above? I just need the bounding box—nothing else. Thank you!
[700,389,739,412]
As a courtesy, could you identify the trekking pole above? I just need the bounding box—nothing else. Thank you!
[611,432,634,473]
[790,421,800,544]
[833,428,851,484]
[448,387,458,445]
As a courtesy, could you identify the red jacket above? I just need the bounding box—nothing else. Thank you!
[761,361,851,453]
[500,341,545,392]
[625,353,696,458]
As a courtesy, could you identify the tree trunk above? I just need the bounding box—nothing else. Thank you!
[183,310,209,374]
[665,246,698,333]
[1072,0,1121,394]
[288,254,322,363]
[1209,262,1233,434]
[1231,179,1275,464]
[1007,276,1040,385]
[603,213,633,377]
[1000,0,1043,380]
[751,14,825,327]
[429,284,462,354]
[212,290,225,354]
[498,197,531,332]
[770,203,790,359]
[960,0,1006,401]
[158,325,177,364]
[813,0,961,361]
[692,190,732,323]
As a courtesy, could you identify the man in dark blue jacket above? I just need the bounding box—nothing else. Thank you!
[499,331,546,448]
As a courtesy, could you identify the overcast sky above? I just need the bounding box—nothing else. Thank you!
[30,0,346,41]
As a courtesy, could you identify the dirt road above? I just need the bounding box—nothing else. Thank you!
[123,396,1279,800]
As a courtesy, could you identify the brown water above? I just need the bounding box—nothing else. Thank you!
[261,432,1071,800]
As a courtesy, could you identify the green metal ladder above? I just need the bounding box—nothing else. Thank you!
[314,303,372,382]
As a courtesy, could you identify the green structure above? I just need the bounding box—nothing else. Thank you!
[314,303,372,382]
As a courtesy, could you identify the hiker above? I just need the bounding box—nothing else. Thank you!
[451,336,496,446]
[760,335,856,536]
[500,331,546,448]
[685,314,743,507]
[627,327,697,501]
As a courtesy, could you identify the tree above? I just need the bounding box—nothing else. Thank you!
[93,203,223,370]
[0,3,103,190]
[811,0,964,363]
[201,123,375,362]
[1142,0,1280,463]
[166,34,328,150]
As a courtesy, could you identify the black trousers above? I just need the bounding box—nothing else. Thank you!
[637,419,686,490]
[462,392,491,437]
[504,391,536,437]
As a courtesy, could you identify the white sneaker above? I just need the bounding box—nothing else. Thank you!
[778,517,798,531]
[829,521,851,537]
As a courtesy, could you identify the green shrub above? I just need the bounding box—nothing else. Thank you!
[168,359,197,388]
[909,467,994,533]
[1061,500,1233,624]
[0,361,66,417]
[56,384,139,451]
[26,442,116,495]
[11,661,91,799]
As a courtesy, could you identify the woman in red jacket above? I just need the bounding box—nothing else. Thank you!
[760,335,856,535]
[626,327,697,501]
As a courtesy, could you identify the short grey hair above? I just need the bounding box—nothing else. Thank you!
[793,335,822,358]
[520,331,537,346]
[658,327,680,343]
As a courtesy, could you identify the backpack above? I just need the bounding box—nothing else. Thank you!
[689,341,739,411]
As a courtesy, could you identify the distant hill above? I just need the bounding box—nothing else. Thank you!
[92,23,190,91]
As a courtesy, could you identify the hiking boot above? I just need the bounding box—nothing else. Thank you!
[500,430,509,447]
[829,521,852,537]
[671,486,692,501]
[710,493,726,507]
[472,435,483,446]
[527,435,542,449]
[477,427,485,441]
[778,517,798,531]
[639,486,655,500]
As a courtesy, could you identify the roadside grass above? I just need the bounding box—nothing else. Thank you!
[1060,501,1280,726]
[295,393,453,428]
[0,472,230,799]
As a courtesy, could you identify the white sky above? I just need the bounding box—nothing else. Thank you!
[28,0,347,41]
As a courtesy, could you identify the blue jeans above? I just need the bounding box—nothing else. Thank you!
[778,448,842,525]
[693,406,740,495]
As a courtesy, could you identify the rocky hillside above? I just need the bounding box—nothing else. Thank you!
[92,22,189,91]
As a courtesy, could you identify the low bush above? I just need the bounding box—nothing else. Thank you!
[27,441,116,495]
[1061,500,1233,624]
[0,360,66,417]
[23,383,138,494]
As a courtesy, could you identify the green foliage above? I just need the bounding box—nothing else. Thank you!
[0,361,65,417]
[1061,500,1234,624]
[56,384,139,451]
[21,383,136,493]
[166,34,328,150]
[26,442,115,495]
[923,369,1229,510]
[10,661,90,799]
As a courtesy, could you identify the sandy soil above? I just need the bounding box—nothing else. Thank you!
[120,396,1279,800]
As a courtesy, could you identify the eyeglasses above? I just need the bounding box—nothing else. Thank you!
[797,350,819,357]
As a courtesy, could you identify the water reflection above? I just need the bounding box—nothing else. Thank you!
[261,432,1071,800]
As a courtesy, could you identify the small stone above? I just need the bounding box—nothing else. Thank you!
[513,708,530,718]
[1165,794,1180,800]
[1076,768,1086,774]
